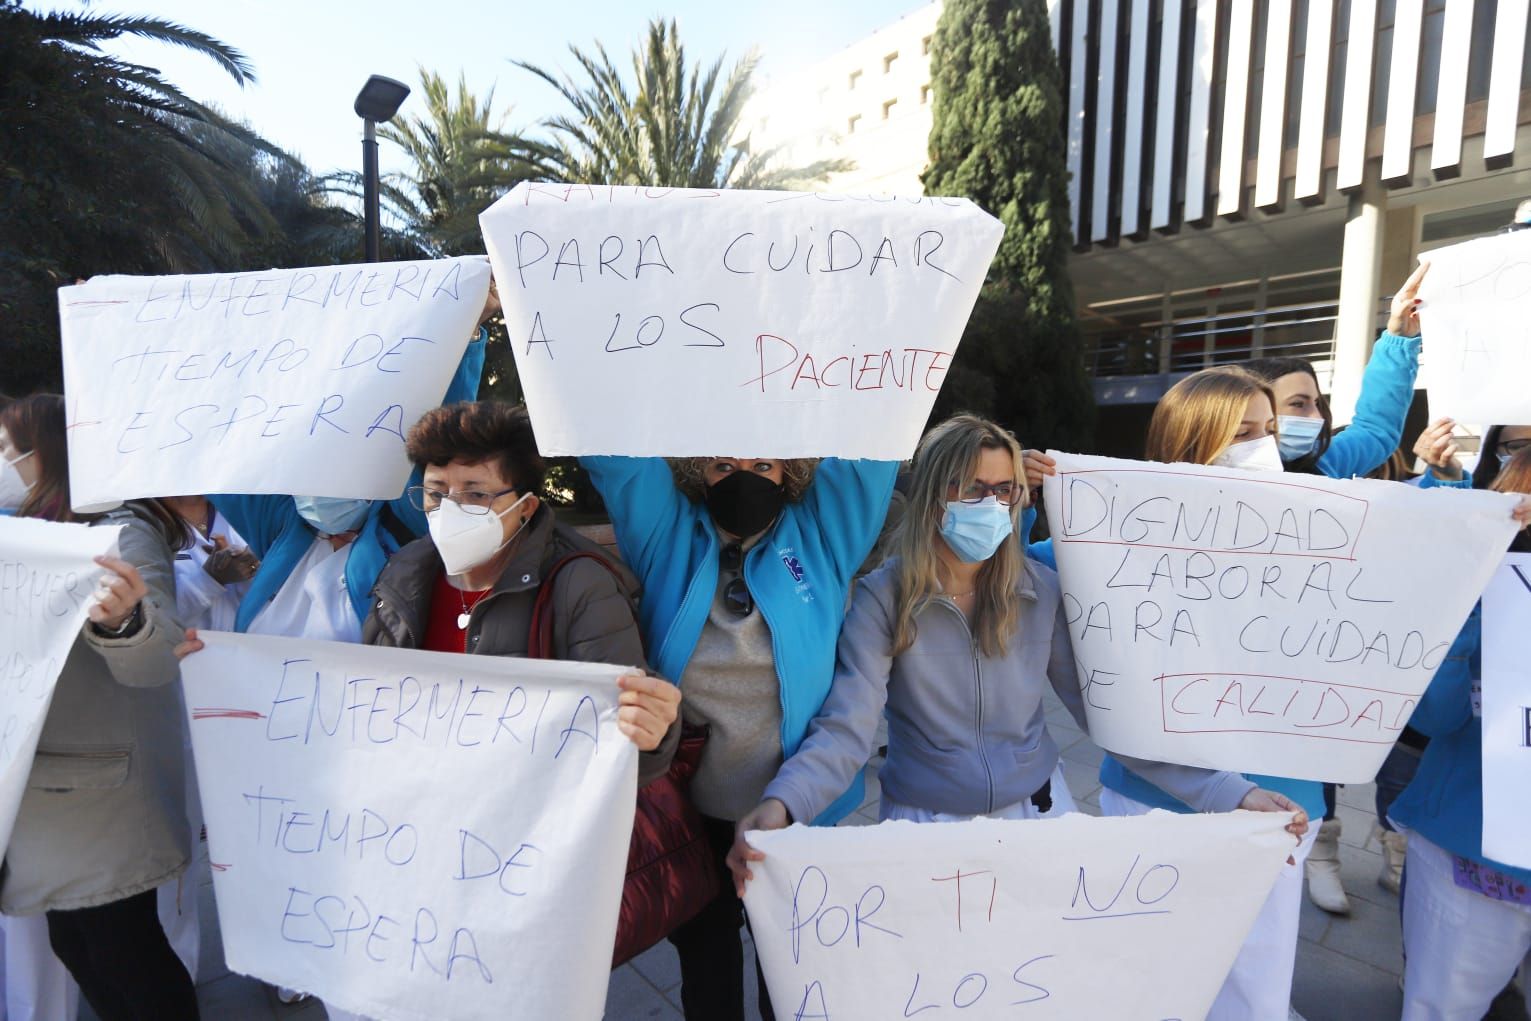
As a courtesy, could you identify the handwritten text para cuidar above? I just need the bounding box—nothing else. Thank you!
[1043,452,1519,783]
[58,257,491,510]
[479,184,1005,459]
[743,813,1293,1021]
[181,632,636,1021]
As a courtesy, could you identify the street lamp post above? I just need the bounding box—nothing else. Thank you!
[353,75,411,263]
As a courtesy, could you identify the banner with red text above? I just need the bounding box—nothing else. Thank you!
[479,183,1003,458]
[1042,451,1517,782]
[59,257,490,510]
[181,631,636,1021]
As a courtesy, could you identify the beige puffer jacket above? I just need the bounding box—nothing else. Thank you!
[2,504,190,915]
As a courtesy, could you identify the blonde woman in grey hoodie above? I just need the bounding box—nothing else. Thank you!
[728,414,1308,886]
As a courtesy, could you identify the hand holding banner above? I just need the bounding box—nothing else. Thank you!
[59,257,491,509]
[180,632,637,1021]
[1418,230,1531,423]
[1481,553,1531,869]
[1042,452,1518,782]
[0,516,119,856]
[479,184,1003,458]
[742,812,1293,1021]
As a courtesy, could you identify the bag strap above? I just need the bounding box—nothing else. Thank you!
[527,551,631,660]
[377,503,416,552]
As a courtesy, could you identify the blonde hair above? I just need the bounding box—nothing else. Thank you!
[1491,447,1531,495]
[892,414,1027,658]
[1146,367,1276,466]
[668,458,818,503]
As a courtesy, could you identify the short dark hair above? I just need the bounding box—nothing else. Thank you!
[406,401,546,496]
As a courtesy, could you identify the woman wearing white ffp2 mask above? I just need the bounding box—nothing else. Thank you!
[1065,366,1316,1021]
[362,401,680,763]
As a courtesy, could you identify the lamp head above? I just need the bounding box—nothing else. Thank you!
[354,75,410,121]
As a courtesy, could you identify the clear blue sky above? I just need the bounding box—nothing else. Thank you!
[30,0,929,179]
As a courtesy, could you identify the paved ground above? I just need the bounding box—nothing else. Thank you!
[124,687,1524,1020]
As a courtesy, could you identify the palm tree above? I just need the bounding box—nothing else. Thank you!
[515,18,850,189]
[1,2,285,390]
[373,69,548,256]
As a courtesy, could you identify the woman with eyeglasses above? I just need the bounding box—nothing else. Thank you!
[581,444,898,1021]
[359,400,680,767]
[725,415,1300,881]
[1414,422,1531,491]
[1391,447,1531,1020]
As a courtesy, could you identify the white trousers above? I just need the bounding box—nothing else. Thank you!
[1100,787,1315,1021]
[1400,832,1531,1021]
[879,764,1076,822]
[157,720,206,984]
[0,916,77,1021]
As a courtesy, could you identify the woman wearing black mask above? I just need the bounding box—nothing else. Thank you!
[581,452,898,1021]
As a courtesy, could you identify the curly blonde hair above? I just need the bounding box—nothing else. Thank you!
[668,457,819,503]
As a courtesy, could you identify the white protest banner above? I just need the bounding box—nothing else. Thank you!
[1481,553,1531,870]
[59,257,491,509]
[1042,451,1519,782]
[478,183,1003,458]
[1418,229,1531,422]
[0,517,118,856]
[743,811,1291,1021]
[180,632,637,1021]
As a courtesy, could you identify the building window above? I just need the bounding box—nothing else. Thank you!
[848,114,861,134]
[882,98,898,119]
[884,51,899,73]
[848,69,862,90]
[920,84,931,104]
[922,35,932,55]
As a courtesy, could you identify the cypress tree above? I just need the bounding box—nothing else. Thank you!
[922,0,1093,451]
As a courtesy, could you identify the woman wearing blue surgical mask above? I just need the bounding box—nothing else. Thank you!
[180,282,496,1011]
[202,283,496,645]
[1414,421,1531,491]
[1390,449,1531,1021]
[1244,263,1428,479]
[726,414,1303,891]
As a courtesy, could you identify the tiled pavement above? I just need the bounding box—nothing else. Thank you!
[136,687,1524,1021]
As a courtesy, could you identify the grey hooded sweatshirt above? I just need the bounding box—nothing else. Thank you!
[763,556,1256,822]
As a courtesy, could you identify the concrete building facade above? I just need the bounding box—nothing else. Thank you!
[747,0,1531,453]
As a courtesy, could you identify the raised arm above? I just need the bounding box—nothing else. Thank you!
[580,457,694,581]
[1317,265,1428,479]
[799,458,900,582]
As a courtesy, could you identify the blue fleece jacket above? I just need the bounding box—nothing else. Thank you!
[215,330,486,631]
[581,456,898,825]
[1312,331,1421,479]
[1390,605,1531,886]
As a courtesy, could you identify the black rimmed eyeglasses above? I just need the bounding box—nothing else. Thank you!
[720,543,754,617]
